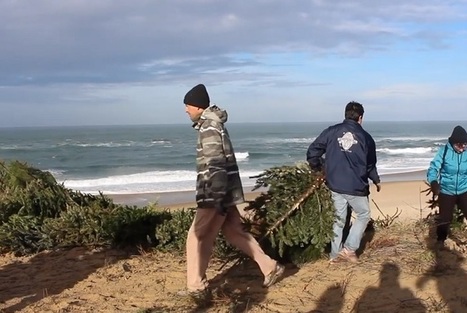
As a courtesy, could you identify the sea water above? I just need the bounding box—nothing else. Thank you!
[0,121,462,194]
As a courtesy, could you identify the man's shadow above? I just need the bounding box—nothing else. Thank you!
[308,206,375,313]
[355,262,426,312]
[0,247,128,312]
[309,282,345,313]
[416,221,467,312]
[183,257,298,313]
[215,259,297,313]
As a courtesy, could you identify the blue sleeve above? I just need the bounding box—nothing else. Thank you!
[306,128,328,171]
[427,146,445,183]
[366,136,380,184]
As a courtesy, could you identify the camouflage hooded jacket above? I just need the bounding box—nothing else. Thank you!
[193,105,244,211]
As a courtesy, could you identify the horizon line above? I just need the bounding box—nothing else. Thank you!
[1,120,467,129]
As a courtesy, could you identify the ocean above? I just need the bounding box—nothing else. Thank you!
[0,121,463,195]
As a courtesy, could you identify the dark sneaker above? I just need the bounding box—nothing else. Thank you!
[338,247,359,263]
[263,263,285,288]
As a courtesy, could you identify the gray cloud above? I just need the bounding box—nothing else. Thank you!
[1,0,465,86]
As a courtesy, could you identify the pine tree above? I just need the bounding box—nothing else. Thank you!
[243,162,335,264]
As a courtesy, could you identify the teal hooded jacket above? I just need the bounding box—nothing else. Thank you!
[427,127,467,195]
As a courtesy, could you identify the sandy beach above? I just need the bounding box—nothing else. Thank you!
[3,176,466,313]
[110,180,432,221]
[107,186,267,208]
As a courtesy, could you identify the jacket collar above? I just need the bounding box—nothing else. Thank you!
[343,119,361,127]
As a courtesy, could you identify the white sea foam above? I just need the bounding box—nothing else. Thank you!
[63,170,196,188]
[377,157,431,175]
[2,140,174,150]
[377,167,427,175]
[61,169,262,194]
[263,137,316,144]
[376,136,446,142]
[45,169,66,177]
[235,152,249,161]
[377,147,434,155]
[0,145,21,150]
[151,140,171,144]
[69,141,156,148]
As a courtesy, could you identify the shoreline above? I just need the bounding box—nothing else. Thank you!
[108,186,266,208]
[108,170,430,219]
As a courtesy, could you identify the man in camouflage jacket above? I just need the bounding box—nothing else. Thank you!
[183,84,284,301]
[193,103,243,212]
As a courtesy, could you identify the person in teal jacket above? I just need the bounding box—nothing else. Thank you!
[427,125,467,247]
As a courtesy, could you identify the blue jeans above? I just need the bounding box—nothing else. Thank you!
[330,191,371,259]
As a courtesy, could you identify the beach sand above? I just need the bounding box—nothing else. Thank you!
[2,179,467,312]
[107,187,266,208]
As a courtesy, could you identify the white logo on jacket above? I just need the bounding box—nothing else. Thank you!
[338,132,358,151]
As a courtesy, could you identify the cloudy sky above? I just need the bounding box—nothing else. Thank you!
[1,0,466,127]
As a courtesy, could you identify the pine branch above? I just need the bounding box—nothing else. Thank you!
[259,176,325,242]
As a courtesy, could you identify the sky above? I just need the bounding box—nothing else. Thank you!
[1,0,467,127]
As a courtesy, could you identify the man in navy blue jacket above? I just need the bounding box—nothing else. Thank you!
[307,101,381,263]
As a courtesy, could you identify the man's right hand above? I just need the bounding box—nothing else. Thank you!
[376,183,381,192]
[312,169,326,182]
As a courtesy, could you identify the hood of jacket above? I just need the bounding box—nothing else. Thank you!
[193,105,228,128]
